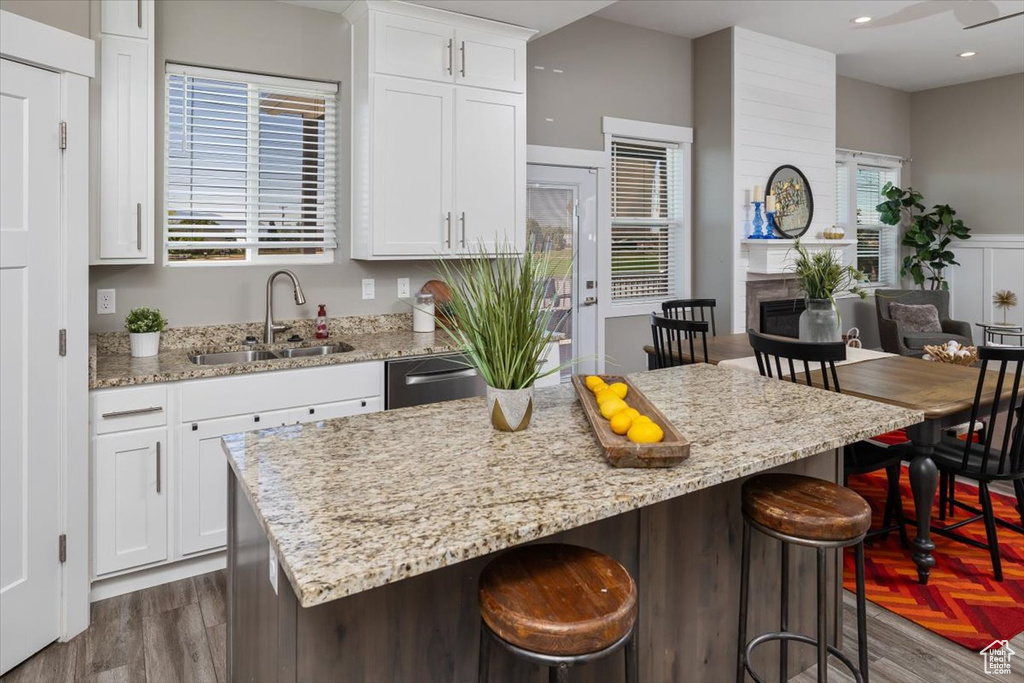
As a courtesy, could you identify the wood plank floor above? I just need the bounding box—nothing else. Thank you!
[4,568,1021,682]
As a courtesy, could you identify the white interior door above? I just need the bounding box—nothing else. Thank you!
[0,58,63,675]
[527,165,599,378]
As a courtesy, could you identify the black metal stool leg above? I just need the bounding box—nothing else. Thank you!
[855,543,869,683]
[550,663,569,683]
[624,628,638,683]
[780,541,789,683]
[938,471,948,522]
[737,521,751,683]
[816,548,828,683]
[478,621,490,683]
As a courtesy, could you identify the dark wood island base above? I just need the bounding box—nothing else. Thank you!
[227,450,843,683]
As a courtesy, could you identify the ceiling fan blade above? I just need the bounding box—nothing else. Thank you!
[964,11,1024,29]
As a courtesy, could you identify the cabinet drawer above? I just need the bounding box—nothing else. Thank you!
[92,385,167,434]
[180,361,383,422]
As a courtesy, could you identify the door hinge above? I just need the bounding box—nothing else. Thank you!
[59,329,67,356]
[59,121,67,150]
[59,534,67,563]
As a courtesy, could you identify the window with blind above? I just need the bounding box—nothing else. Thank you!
[610,139,682,302]
[835,158,899,287]
[165,64,338,264]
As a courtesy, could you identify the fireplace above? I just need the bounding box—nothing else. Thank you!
[760,298,805,338]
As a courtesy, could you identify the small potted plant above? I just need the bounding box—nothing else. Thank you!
[435,244,565,432]
[790,240,867,342]
[125,307,168,358]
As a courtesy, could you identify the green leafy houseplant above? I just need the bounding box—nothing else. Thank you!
[124,307,168,334]
[876,183,971,290]
[790,240,868,308]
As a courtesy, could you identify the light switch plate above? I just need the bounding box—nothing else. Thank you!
[397,278,410,298]
[269,549,278,594]
[96,289,116,315]
[362,279,375,300]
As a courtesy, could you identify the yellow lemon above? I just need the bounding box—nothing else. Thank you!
[633,415,653,424]
[609,382,628,400]
[595,389,619,405]
[599,397,628,420]
[590,381,609,395]
[609,411,633,435]
[627,421,664,444]
[622,407,641,421]
[584,375,604,392]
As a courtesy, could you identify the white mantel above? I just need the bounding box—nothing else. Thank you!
[742,238,855,275]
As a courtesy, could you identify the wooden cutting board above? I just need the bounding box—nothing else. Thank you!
[571,375,690,468]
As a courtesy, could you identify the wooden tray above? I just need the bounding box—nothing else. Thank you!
[571,375,690,468]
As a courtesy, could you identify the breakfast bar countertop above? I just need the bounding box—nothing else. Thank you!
[220,363,922,609]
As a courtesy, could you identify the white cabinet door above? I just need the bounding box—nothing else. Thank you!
[98,36,151,261]
[94,428,167,576]
[100,0,151,39]
[373,12,454,83]
[372,78,453,256]
[456,29,526,93]
[454,88,525,254]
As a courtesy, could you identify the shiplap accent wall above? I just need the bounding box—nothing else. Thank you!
[732,28,837,332]
[946,234,1024,342]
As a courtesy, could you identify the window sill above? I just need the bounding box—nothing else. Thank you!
[605,301,664,318]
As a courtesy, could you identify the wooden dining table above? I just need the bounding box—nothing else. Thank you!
[644,333,1017,584]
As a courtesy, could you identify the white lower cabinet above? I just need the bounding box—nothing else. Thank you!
[93,427,168,576]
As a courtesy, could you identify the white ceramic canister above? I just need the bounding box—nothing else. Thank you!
[413,291,435,333]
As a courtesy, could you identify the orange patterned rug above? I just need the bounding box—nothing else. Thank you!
[843,467,1024,651]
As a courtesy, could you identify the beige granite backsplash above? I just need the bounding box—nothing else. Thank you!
[94,313,413,354]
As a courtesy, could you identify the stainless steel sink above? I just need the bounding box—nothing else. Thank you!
[188,350,281,365]
[278,343,354,358]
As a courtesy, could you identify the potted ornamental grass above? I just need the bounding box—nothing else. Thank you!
[790,240,867,342]
[435,244,565,432]
[125,307,168,358]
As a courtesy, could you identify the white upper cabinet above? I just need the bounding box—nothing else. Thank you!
[92,0,154,264]
[100,0,151,39]
[346,1,535,260]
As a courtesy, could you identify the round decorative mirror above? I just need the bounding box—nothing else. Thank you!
[766,165,813,238]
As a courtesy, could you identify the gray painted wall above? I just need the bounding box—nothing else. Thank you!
[910,73,1024,236]
[0,0,90,37]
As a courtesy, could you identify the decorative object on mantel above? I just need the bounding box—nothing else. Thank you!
[766,164,813,238]
[823,225,846,239]
[790,240,867,342]
[876,183,971,291]
[748,184,767,239]
[923,341,978,366]
[435,244,566,432]
[124,307,168,358]
[992,289,1018,325]
[571,375,690,468]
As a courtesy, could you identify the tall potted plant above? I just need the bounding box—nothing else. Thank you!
[790,241,867,342]
[125,307,168,358]
[876,183,971,290]
[435,244,564,432]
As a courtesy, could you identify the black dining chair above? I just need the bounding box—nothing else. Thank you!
[928,345,1024,581]
[650,314,709,368]
[662,299,717,337]
[747,330,911,546]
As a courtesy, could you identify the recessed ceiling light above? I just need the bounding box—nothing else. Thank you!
[852,16,873,24]
[958,51,977,57]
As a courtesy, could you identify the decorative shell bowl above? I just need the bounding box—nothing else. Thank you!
[923,342,978,366]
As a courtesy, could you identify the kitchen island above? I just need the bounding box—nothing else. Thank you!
[222,364,920,682]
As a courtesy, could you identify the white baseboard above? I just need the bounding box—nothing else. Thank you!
[89,552,226,602]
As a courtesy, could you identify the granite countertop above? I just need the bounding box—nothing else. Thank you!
[221,363,923,608]
[89,314,461,389]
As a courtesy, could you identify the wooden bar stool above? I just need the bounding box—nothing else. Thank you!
[478,544,638,683]
[737,474,872,683]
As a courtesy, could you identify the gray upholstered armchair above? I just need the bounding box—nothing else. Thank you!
[875,289,974,356]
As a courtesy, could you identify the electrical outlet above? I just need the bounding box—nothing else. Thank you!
[96,289,116,315]
[397,278,411,298]
[362,279,375,300]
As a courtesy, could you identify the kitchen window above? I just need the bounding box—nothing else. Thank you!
[836,150,901,288]
[607,127,690,310]
[164,64,338,265]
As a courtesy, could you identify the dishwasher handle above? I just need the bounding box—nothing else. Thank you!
[405,367,478,385]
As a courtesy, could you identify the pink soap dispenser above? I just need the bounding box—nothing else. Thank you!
[315,304,328,339]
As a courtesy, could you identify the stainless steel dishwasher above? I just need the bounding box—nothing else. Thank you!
[385,353,486,409]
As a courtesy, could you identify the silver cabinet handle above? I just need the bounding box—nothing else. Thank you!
[155,441,161,493]
[444,212,452,248]
[459,41,466,77]
[405,367,478,385]
[101,405,163,419]
[459,212,466,248]
[446,39,453,75]
[136,203,142,251]
[137,0,142,28]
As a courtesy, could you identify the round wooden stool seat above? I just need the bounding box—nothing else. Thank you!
[478,544,637,656]
[742,473,872,543]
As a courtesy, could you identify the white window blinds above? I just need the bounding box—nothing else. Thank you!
[854,166,899,287]
[165,64,338,262]
[610,139,681,302]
